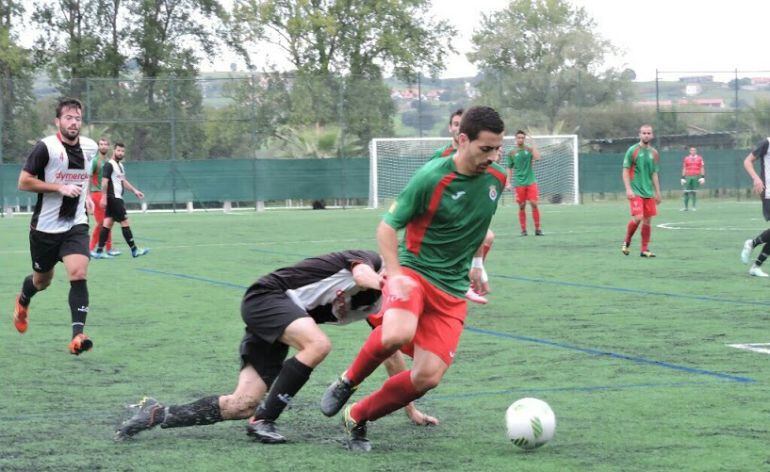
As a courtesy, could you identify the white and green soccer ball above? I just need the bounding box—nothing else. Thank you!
[505,397,556,449]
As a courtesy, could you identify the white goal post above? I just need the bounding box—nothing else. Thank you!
[368,135,579,209]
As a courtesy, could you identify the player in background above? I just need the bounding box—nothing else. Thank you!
[740,138,770,277]
[504,130,542,236]
[621,124,661,258]
[680,146,705,211]
[88,137,117,255]
[92,142,149,259]
[12,98,98,355]
[431,108,463,159]
[114,250,437,443]
[432,108,493,304]
[320,106,506,452]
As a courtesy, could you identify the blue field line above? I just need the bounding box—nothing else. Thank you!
[137,268,248,290]
[465,326,754,383]
[137,268,756,384]
[494,274,770,307]
[426,380,718,401]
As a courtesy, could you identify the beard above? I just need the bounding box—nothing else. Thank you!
[60,126,79,140]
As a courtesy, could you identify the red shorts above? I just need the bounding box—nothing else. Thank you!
[366,267,466,366]
[629,196,657,218]
[515,183,539,204]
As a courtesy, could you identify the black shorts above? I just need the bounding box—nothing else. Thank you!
[763,199,770,221]
[238,287,309,386]
[106,197,127,222]
[29,224,90,273]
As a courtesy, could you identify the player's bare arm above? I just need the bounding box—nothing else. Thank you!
[621,168,634,200]
[18,170,82,197]
[351,263,383,290]
[505,167,513,189]
[469,244,489,296]
[377,221,416,299]
[122,179,145,199]
[100,177,110,208]
[652,173,662,204]
[744,152,764,194]
[530,145,541,161]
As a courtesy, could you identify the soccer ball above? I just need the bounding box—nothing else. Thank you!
[505,397,556,449]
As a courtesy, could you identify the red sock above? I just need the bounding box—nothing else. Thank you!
[351,370,422,422]
[641,223,651,251]
[532,207,541,230]
[345,326,398,386]
[625,220,640,244]
[518,210,526,231]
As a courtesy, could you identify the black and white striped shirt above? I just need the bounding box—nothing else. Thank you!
[754,138,770,200]
[253,250,383,325]
[23,133,97,233]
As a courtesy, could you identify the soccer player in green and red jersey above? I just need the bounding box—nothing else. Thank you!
[505,130,542,236]
[680,146,705,211]
[321,106,506,452]
[430,108,462,159]
[88,137,116,255]
[622,124,662,258]
[430,108,494,304]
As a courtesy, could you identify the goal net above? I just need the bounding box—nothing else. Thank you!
[368,135,579,208]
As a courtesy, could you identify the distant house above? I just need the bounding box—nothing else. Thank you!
[751,77,770,85]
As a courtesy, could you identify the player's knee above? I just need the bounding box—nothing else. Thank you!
[381,329,414,350]
[309,335,333,360]
[518,204,526,210]
[410,370,443,392]
[34,277,52,291]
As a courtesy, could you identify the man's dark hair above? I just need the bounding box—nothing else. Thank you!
[56,98,83,118]
[515,130,527,136]
[459,106,504,141]
[114,142,125,149]
[449,108,464,124]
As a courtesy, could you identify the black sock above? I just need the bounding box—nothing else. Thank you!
[752,229,770,248]
[254,357,313,421]
[96,226,110,252]
[161,396,223,428]
[69,280,89,337]
[756,243,770,266]
[122,226,137,251]
[19,275,38,307]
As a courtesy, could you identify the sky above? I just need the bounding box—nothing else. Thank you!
[420,0,770,81]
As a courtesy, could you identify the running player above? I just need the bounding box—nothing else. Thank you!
[92,142,149,258]
[320,106,506,452]
[430,108,462,159]
[431,108,494,304]
[12,98,98,355]
[114,250,437,443]
[621,124,661,258]
[505,130,542,236]
[740,138,770,277]
[88,137,117,255]
[680,146,705,211]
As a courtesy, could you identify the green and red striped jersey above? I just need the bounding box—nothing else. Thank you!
[505,146,536,186]
[623,143,660,198]
[90,157,105,192]
[430,143,456,160]
[383,157,505,297]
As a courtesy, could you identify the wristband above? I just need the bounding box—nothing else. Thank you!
[471,257,484,269]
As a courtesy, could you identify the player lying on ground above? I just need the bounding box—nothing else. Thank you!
[115,250,437,443]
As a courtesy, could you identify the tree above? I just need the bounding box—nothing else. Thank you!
[468,0,631,131]
[0,1,41,163]
[233,0,455,151]
[32,0,126,97]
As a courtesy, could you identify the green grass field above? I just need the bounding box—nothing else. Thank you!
[2,200,770,471]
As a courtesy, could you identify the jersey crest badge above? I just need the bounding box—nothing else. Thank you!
[489,185,498,201]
